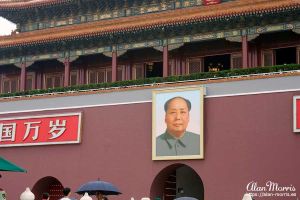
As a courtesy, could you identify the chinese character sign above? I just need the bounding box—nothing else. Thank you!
[0,113,82,147]
[294,96,300,132]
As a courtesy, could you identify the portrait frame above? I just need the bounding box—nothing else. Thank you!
[293,96,300,132]
[152,86,204,160]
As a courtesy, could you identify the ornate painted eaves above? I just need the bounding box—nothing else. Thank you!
[0,0,71,9]
[0,0,299,48]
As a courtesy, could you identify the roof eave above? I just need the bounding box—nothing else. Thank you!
[0,0,299,49]
[0,0,72,10]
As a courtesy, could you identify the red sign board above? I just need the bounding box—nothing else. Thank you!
[294,96,300,132]
[203,0,221,6]
[0,113,82,147]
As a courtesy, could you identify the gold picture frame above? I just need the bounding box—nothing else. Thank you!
[152,86,205,160]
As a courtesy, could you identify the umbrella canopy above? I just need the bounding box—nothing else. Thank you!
[0,156,26,172]
[76,180,121,196]
[175,197,199,200]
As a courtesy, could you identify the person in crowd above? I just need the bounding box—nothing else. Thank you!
[42,192,50,200]
[60,187,72,200]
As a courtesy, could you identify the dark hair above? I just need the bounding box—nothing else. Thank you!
[164,96,191,112]
[42,193,50,199]
[63,187,71,196]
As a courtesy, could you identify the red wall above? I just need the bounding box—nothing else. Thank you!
[1,90,300,200]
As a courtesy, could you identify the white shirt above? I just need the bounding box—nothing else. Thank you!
[60,197,71,200]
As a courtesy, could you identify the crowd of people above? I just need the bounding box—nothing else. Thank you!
[40,187,107,200]
[42,187,72,200]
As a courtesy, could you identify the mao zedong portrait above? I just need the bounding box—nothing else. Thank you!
[156,96,200,156]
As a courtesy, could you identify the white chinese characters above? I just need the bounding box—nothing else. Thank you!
[23,121,41,141]
[0,119,67,142]
[49,120,67,139]
[0,123,17,142]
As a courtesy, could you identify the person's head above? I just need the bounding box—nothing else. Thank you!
[96,192,103,200]
[164,96,191,138]
[0,188,6,200]
[42,192,50,200]
[63,187,71,197]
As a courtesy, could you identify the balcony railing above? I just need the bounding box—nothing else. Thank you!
[0,64,299,99]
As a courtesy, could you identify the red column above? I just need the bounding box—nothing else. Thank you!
[36,71,42,89]
[176,58,181,75]
[20,62,26,91]
[242,35,249,68]
[181,56,186,75]
[253,48,258,68]
[78,59,86,85]
[257,44,262,67]
[64,58,70,87]
[112,51,117,82]
[79,67,85,85]
[163,46,169,77]
[126,64,131,80]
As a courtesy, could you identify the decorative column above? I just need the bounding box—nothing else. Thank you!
[251,47,258,68]
[20,62,27,91]
[242,35,249,68]
[112,51,117,82]
[257,43,262,67]
[64,58,70,87]
[181,56,186,75]
[174,58,178,75]
[36,71,42,89]
[79,67,86,85]
[163,45,169,77]
[126,63,131,80]
[168,58,175,76]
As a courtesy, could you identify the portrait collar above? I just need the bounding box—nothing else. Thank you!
[164,131,187,149]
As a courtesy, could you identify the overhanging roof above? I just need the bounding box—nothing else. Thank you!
[0,0,299,49]
[0,0,71,9]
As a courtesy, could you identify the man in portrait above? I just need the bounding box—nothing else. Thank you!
[156,96,200,156]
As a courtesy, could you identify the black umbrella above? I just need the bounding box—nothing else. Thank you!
[76,180,121,200]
